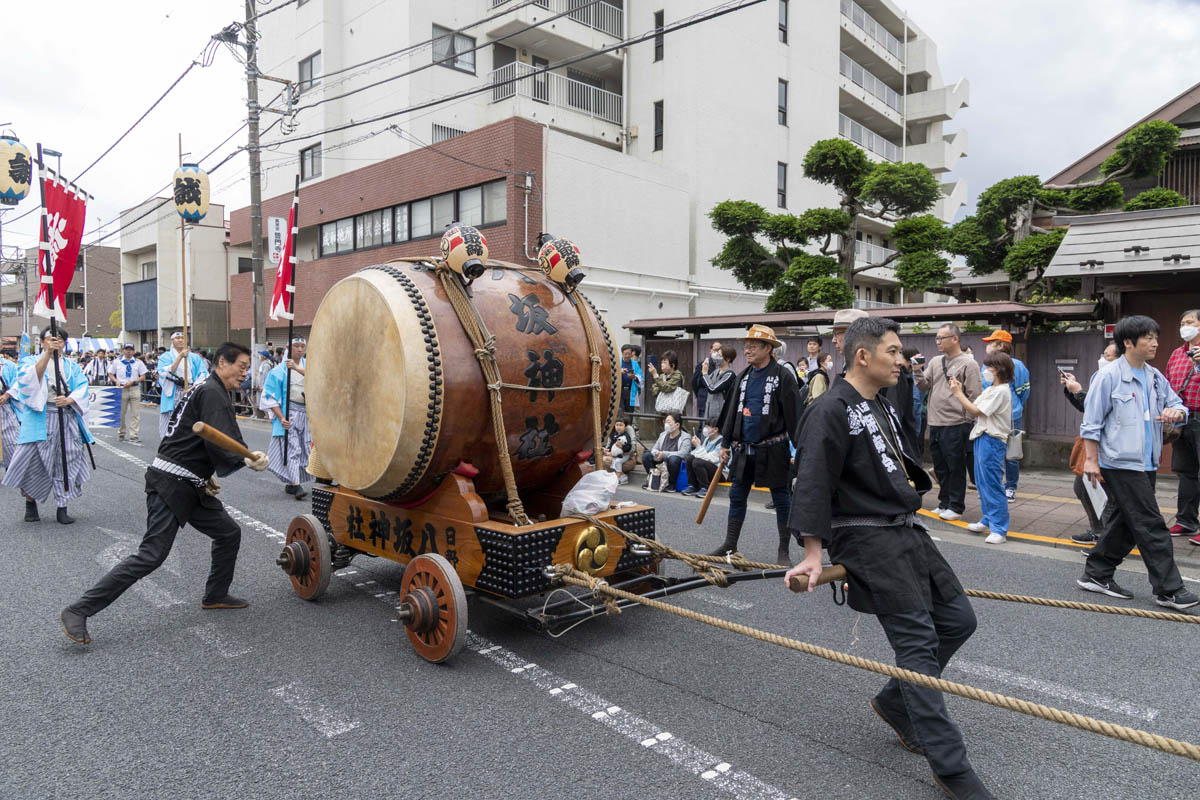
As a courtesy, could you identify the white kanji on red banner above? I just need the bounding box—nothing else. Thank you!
[34,176,87,322]
[269,189,298,321]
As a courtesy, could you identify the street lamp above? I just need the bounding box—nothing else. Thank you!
[0,132,32,205]
[172,161,209,384]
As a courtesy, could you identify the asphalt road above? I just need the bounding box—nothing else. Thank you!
[1,404,1197,800]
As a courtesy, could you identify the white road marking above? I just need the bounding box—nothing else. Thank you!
[953,659,1160,722]
[93,540,181,608]
[269,681,360,738]
[188,623,251,658]
[96,526,184,578]
[697,593,754,612]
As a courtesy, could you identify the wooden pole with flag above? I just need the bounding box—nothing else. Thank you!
[270,176,300,467]
[35,143,70,493]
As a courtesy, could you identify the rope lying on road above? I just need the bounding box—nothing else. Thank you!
[571,513,1200,624]
[552,564,1200,762]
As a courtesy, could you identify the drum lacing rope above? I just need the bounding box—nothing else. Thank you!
[551,563,1200,762]
[436,266,530,525]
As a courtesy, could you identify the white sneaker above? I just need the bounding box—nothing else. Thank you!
[931,507,945,516]
[966,522,988,533]
[938,509,961,521]
[985,532,1007,544]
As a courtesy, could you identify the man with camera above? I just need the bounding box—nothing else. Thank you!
[1165,309,1200,545]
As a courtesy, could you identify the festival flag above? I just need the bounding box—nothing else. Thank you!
[84,386,122,429]
[268,179,300,321]
[33,160,90,322]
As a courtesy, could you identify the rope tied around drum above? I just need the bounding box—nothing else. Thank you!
[550,563,1200,762]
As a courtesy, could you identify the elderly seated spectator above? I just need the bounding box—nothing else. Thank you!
[641,412,693,492]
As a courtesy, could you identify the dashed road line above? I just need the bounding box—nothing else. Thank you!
[269,681,361,738]
[188,622,251,658]
[953,659,1160,722]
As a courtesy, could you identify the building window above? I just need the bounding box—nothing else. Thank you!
[432,123,467,143]
[140,260,157,280]
[779,0,788,43]
[300,144,322,181]
[653,11,664,61]
[483,179,506,224]
[432,192,455,232]
[411,198,432,239]
[432,24,476,74]
[778,79,788,126]
[777,162,787,208]
[237,257,252,274]
[319,219,353,256]
[394,205,410,242]
[457,186,483,227]
[65,291,84,310]
[355,210,390,249]
[653,100,663,151]
[298,51,322,93]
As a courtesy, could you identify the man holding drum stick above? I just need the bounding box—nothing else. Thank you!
[61,342,270,645]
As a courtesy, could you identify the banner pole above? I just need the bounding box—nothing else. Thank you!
[36,143,70,494]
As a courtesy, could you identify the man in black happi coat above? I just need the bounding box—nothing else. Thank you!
[785,317,995,800]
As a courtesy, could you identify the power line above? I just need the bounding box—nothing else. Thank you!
[266,0,765,145]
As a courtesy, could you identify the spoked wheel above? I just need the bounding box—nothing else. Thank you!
[276,514,332,601]
[397,553,468,663]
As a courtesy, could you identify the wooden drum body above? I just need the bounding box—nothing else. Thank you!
[305,260,618,505]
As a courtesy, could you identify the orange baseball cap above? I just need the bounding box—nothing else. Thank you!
[982,329,1013,343]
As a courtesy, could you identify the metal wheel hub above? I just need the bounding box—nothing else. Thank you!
[276,541,311,577]
[398,586,440,634]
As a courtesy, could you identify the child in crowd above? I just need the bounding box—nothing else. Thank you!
[605,417,636,484]
[949,352,1013,544]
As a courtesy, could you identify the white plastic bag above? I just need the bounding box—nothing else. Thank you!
[561,470,619,516]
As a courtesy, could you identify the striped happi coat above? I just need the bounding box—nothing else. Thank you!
[259,359,311,485]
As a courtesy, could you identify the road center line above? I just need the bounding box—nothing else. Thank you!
[269,681,361,738]
[952,659,1160,722]
[188,622,251,658]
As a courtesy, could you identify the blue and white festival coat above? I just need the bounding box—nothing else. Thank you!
[259,358,306,438]
[11,354,95,446]
[157,349,208,416]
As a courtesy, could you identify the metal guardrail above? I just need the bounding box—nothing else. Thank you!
[856,239,898,265]
[840,0,904,60]
[490,0,623,38]
[839,113,900,162]
[839,52,901,111]
[491,61,623,125]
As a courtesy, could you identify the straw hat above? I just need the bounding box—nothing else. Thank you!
[739,324,782,348]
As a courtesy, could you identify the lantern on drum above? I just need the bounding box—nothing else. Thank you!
[440,222,488,280]
[172,163,209,222]
[0,134,33,206]
[536,233,585,292]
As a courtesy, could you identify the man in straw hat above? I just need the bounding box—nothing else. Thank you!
[710,324,802,564]
[157,331,208,440]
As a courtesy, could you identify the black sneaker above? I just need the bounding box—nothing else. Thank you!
[1076,576,1134,600]
[1070,530,1098,545]
[284,484,298,495]
[869,698,923,754]
[1154,589,1200,610]
[932,770,996,800]
[56,507,75,525]
[765,500,776,510]
[24,501,39,522]
[681,487,698,497]
[201,595,249,610]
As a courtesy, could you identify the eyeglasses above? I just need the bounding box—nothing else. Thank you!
[935,335,957,342]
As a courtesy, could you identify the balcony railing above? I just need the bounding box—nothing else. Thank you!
[854,298,898,309]
[839,114,900,162]
[490,0,623,38]
[839,52,901,112]
[491,61,623,125]
[856,240,898,265]
[840,0,904,60]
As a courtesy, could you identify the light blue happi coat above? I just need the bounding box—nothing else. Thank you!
[157,349,208,415]
[260,358,305,437]
[12,354,95,445]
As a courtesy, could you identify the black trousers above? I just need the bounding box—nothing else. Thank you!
[929,423,972,513]
[1171,417,1200,530]
[687,454,718,490]
[874,591,978,778]
[1084,468,1183,596]
[1073,473,1103,534]
[642,451,683,488]
[70,489,242,616]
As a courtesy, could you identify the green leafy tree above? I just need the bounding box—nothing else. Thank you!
[108,307,122,331]
[710,138,946,311]
[947,120,1181,299]
[1123,187,1189,211]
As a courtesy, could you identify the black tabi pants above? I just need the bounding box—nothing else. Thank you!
[1171,417,1200,530]
[874,592,978,778]
[687,454,718,491]
[70,489,242,616]
[1084,468,1183,596]
[929,423,972,513]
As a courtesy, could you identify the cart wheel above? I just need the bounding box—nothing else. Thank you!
[276,514,332,601]
[397,553,468,663]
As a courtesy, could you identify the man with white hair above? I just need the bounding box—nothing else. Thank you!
[260,338,312,500]
[157,331,208,439]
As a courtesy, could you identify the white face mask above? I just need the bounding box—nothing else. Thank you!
[1181,325,1199,342]
[1098,357,1110,372]
[984,369,996,385]
[666,421,678,433]
[702,427,715,439]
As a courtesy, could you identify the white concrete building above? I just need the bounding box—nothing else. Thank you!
[118,198,251,349]
[242,0,967,333]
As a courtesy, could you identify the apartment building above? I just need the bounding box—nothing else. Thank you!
[118,199,251,350]
[0,245,121,343]
[228,0,968,336]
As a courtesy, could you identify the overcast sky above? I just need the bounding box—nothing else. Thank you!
[2,0,1198,255]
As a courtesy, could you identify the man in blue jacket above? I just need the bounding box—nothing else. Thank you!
[1078,315,1198,610]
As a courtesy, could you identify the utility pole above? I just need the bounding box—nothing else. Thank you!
[245,0,266,349]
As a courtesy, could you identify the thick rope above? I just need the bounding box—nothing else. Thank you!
[959,589,1200,624]
[569,513,730,587]
[436,266,529,525]
[570,293,606,472]
[553,564,1200,762]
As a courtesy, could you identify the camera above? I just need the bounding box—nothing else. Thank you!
[1189,346,1200,359]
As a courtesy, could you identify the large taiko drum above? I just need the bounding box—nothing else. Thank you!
[305,259,617,504]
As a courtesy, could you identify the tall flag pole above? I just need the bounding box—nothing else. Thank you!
[269,176,300,467]
[36,143,69,491]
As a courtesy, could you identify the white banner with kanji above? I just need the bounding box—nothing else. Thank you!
[34,171,88,322]
[268,188,298,321]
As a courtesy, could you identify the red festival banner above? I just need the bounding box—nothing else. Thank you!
[34,169,89,322]
[268,182,299,321]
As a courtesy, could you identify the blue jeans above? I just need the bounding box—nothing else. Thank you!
[727,453,791,526]
[974,434,1009,536]
[1005,416,1022,491]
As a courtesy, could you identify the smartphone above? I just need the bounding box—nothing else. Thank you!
[912,354,925,366]
[1057,366,1071,377]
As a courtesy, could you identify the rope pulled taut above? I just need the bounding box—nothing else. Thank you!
[551,564,1200,762]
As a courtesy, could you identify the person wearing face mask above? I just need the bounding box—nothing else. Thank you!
[642,412,693,492]
[805,351,832,406]
[701,344,737,424]
[1165,309,1200,542]
[691,341,723,419]
[949,353,1013,544]
[683,421,724,498]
